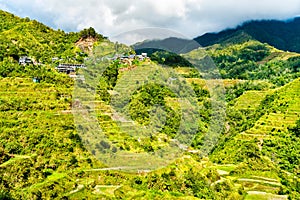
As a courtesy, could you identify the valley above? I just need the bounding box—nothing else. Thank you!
[0,10,299,200]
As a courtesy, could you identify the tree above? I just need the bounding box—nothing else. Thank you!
[79,27,104,40]
[290,119,300,137]
[0,190,14,200]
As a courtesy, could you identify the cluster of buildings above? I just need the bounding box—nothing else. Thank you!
[18,55,86,78]
[112,53,148,61]
[55,63,86,74]
[18,52,149,79]
[18,56,32,65]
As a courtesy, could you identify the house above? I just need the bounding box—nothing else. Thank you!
[136,55,144,60]
[56,63,85,74]
[128,54,135,59]
[52,57,59,62]
[19,56,32,65]
[120,56,129,60]
[32,77,40,83]
[56,64,76,74]
[136,53,148,60]
[111,53,149,61]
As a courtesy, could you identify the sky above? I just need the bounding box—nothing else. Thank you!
[1,0,300,44]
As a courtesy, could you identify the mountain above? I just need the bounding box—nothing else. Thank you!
[0,10,299,199]
[133,17,300,55]
[0,10,106,84]
[195,17,300,53]
[0,10,105,65]
[0,10,78,64]
[133,37,199,54]
[185,40,300,85]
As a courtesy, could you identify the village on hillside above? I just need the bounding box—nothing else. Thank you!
[18,52,150,82]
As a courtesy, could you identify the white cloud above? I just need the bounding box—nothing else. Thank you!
[0,0,300,44]
[111,27,188,45]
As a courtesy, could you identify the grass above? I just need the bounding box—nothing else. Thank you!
[245,192,288,200]
[186,78,245,88]
[235,90,269,110]
[174,67,195,75]
[0,52,298,199]
[93,185,121,196]
[0,77,105,199]
[213,164,237,173]
[212,163,282,194]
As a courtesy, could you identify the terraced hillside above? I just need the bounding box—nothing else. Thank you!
[74,38,300,199]
[0,77,105,199]
[1,9,300,199]
[0,78,243,200]
[210,78,300,199]
[240,79,300,139]
[234,90,269,110]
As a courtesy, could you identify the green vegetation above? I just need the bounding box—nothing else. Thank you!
[150,50,193,67]
[0,10,105,66]
[0,10,299,200]
[209,78,300,199]
[79,27,104,40]
[204,41,300,85]
[195,17,300,53]
[0,78,103,199]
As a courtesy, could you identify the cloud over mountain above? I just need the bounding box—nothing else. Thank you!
[1,0,300,43]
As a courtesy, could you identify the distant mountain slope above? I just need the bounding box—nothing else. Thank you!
[134,17,300,54]
[195,17,300,53]
[133,37,199,54]
[133,37,198,68]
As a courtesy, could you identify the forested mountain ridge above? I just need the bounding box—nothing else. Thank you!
[0,9,299,199]
[134,17,300,55]
[195,17,300,53]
